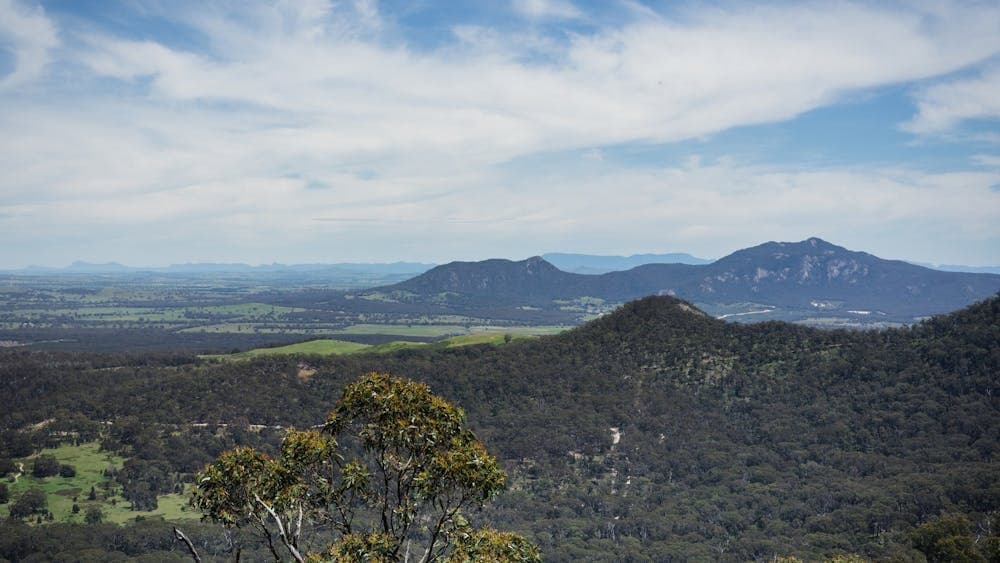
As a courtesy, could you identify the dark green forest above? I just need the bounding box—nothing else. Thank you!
[1,294,998,561]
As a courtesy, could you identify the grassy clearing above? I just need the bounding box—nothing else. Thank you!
[216,339,373,359]
[180,323,340,334]
[201,325,570,360]
[1,442,199,524]
[466,325,569,335]
[332,324,469,337]
[365,341,430,354]
[203,339,428,360]
[440,333,517,347]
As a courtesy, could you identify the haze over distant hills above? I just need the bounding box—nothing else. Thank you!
[908,262,1000,275]
[11,261,435,275]
[4,249,994,278]
[376,237,1000,325]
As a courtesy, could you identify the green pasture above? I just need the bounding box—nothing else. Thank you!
[465,325,568,335]
[439,333,523,347]
[1,442,199,524]
[180,323,338,334]
[202,338,425,360]
[11,302,303,323]
[209,339,373,359]
[204,324,568,360]
[365,341,430,354]
[332,324,469,337]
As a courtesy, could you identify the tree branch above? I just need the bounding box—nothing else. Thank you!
[254,495,305,563]
[293,505,303,548]
[173,527,203,563]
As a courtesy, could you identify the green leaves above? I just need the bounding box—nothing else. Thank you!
[192,446,298,527]
[447,526,541,562]
[332,372,466,456]
[192,372,536,561]
[318,532,397,563]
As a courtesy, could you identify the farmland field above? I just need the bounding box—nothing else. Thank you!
[203,324,569,360]
[0,442,198,524]
[0,272,590,353]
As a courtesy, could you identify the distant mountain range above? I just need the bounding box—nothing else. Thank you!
[5,251,995,277]
[908,262,1000,275]
[9,261,436,276]
[376,238,1000,324]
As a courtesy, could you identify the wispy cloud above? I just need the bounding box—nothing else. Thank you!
[0,1,998,267]
[904,65,1000,135]
[0,0,58,88]
[971,154,1000,167]
[512,0,582,21]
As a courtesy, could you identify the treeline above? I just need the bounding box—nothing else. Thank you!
[0,295,997,560]
[0,518,275,562]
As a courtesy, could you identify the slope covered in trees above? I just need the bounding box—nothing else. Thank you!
[0,295,997,560]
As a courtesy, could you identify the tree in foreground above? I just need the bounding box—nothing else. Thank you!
[190,372,539,562]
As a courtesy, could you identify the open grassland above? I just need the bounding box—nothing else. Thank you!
[203,325,568,360]
[464,325,568,335]
[1,442,199,524]
[331,323,469,337]
[205,338,373,359]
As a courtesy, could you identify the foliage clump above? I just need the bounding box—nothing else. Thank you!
[192,372,535,562]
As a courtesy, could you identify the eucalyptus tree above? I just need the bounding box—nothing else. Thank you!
[189,372,538,562]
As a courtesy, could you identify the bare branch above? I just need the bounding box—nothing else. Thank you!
[293,505,303,548]
[173,527,203,563]
[254,495,305,563]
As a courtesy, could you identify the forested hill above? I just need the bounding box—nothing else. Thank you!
[384,255,579,301]
[1,295,998,560]
[369,238,1000,323]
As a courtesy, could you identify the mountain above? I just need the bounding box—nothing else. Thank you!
[387,256,576,301]
[683,237,1000,315]
[381,255,700,306]
[3,295,997,560]
[373,237,1000,324]
[542,252,711,274]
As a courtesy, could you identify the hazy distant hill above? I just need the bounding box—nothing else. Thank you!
[542,251,711,274]
[911,262,1000,275]
[10,261,435,275]
[376,237,1000,324]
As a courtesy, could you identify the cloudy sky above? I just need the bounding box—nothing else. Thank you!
[1,0,998,268]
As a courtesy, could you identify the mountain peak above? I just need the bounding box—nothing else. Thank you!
[382,256,571,301]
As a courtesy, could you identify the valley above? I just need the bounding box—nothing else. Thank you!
[2,239,997,355]
[1,294,997,560]
[1,238,997,561]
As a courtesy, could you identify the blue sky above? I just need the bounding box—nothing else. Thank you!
[0,0,998,268]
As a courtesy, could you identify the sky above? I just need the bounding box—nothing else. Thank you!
[0,0,998,268]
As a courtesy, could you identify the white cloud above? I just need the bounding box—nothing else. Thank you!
[1,1,999,267]
[512,0,582,21]
[0,0,57,88]
[904,65,1000,134]
[971,154,1000,167]
[70,1,1000,155]
[2,149,997,266]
